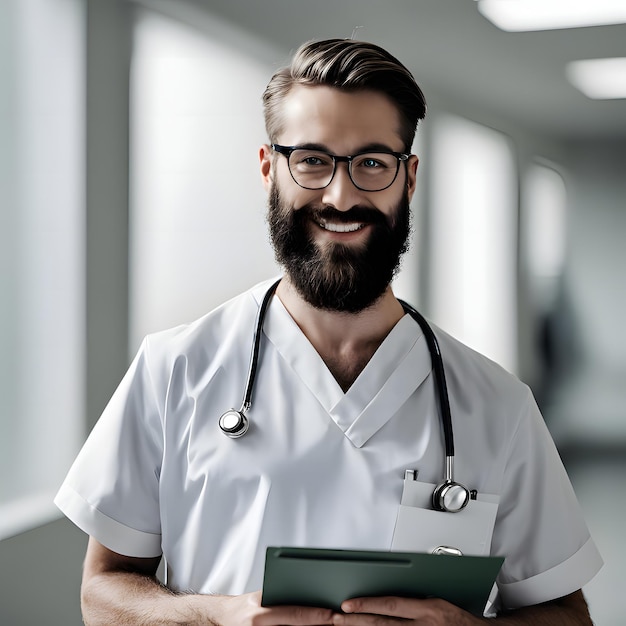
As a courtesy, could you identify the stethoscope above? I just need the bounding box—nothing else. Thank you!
[219,278,470,513]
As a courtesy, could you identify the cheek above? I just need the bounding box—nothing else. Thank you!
[371,195,401,221]
[276,181,321,211]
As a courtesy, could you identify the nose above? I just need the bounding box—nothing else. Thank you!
[320,162,364,212]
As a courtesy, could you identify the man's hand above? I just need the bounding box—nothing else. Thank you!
[330,590,592,625]
[332,596,482,625]
[204,590,335,626]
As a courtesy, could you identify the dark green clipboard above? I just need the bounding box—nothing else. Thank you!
[261,547,504,616]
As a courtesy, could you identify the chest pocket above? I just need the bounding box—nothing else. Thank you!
[391,479,499,556]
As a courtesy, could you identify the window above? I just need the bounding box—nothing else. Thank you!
[428,114,518,373]
[0,0,85,539]
[522,162,567,309]
[130,7,282,349]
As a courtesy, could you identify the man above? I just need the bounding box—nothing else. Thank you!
[56,39,602,624]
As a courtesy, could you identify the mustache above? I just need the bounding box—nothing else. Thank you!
[296,204,390,227]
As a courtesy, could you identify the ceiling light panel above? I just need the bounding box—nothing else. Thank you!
[566,58,626,99]
[477,0,626,31]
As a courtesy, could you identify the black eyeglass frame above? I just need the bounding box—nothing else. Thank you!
[271,143,411,192]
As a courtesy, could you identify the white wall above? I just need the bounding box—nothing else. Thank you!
[565,143,626,373]
[546,141,626,447]
[0,1,87,624]
[0,0,85,539]
[130,6,283,349]
[427,113,518,374]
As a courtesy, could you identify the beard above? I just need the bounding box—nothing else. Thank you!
[267,182,412,313]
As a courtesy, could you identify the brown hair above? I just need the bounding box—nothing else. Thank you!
[262,39,426,151]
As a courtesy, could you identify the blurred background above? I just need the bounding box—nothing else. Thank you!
[1,0,625,623]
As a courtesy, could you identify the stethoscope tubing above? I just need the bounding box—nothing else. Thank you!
[222,278,469,512]
[239,278,282,414]
[396,300,455,460]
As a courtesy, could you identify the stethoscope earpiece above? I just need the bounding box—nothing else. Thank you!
[219,409,250,438]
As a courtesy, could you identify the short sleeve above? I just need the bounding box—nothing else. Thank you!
[490,389,603,609]
[54,338,164,557]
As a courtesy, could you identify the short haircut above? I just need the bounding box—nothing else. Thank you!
[262,38,427,152]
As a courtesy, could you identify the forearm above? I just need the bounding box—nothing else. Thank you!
[81,570,219,626]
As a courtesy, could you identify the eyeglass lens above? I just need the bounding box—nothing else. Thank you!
[287,149,400,191]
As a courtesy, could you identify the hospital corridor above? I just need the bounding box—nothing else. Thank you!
[1,1,625,624]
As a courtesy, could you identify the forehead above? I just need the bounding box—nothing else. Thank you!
[276,85,404,151]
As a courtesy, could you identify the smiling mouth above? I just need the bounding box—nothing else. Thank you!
[317,219,367,233]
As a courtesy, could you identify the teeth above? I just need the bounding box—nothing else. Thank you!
[318,220,364,233]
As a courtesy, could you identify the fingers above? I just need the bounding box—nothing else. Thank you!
[333,597,477,626]
[341,596,420,619]
[213,591,335,626]
[263,604,335,625]
[251,592,335,625]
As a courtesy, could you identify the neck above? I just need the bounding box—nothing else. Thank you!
[276,276,405,391]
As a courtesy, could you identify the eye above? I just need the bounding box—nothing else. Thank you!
[354,153,394,170]
[363,158,383,168]
[303,156,326,166]
[291,150,333,169]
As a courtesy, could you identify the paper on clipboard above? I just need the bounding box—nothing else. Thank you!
[261,546,504,616]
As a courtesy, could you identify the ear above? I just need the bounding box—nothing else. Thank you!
[259,144,273,192]
[406,154,419,202]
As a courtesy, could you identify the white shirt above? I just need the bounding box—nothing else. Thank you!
[55,278,602,613]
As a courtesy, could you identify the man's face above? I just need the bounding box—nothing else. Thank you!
[260,85,419,313]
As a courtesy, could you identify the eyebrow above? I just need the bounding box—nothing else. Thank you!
[293,142,403,155]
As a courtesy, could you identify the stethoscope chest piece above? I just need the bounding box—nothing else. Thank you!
[432,480,470,513]
[219,409,249,438]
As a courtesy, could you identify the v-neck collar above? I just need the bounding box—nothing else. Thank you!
[261,291,432,448]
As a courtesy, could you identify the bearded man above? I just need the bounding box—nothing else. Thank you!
[56,39,601,626]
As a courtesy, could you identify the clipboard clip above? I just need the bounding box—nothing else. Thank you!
[431,546,463,557]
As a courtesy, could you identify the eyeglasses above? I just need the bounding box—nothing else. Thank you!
[272,144,410,192]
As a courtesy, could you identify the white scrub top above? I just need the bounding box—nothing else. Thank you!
[55,278,602,613]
